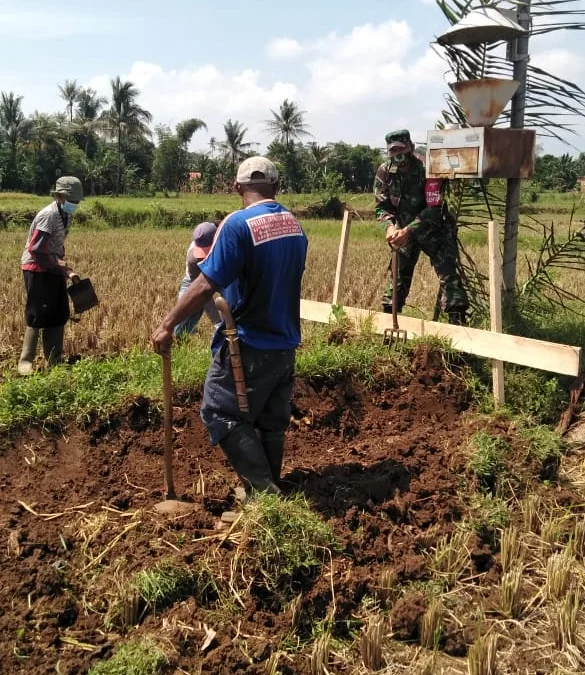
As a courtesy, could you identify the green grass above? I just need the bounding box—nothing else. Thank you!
[466,493,511,546]
[467,431,511,492]
[0,191,375,230]
[0,331,412,431]
[132,561,196,613]
[236,492,338,593]
[518,424,564,479]
[0,342,210,430]
[504,366,569,425]
[87,639,166,675]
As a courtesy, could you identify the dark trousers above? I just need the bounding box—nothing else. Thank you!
[201,341,295,491]
[23,270,69,328]
[201,341,295,445]
[382,224,468,314]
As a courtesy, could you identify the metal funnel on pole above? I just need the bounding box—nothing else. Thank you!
[449,78,519,127]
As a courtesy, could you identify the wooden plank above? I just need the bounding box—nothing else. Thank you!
[421,322,581,377]
[332,210,352,306]
[488,220,505,406]
[300,299,582,377]
[300,299,424,339]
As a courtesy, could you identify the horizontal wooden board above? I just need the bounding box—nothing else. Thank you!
[300,299,582,377]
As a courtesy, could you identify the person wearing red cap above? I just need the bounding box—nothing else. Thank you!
[173,222,221,337]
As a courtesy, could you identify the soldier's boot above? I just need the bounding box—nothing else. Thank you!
[448,310,468,326]
[260,431,285,485]
[17,327,40,376]
[219,424,281,496]
[42,326,65,367]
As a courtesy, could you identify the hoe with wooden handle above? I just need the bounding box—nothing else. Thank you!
[154,352,193,515]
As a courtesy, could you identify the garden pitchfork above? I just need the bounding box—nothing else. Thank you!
[383,248,408,347]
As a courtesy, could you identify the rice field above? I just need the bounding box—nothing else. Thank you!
[1,193,584,368]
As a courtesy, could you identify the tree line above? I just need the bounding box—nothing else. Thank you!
[1,78,583,198]
[0,79,382,197]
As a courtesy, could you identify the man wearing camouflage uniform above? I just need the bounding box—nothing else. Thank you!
[374,129,468,325]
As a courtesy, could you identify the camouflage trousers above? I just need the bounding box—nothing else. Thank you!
[382,223,469,314]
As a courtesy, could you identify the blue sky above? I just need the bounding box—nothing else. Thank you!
[1,0,584,155]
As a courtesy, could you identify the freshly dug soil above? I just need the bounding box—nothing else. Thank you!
[0,346,546,674]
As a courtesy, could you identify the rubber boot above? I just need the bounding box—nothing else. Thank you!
[219,425,281,495]
[42,325,65,367]
[260,431,285,485]
[17,327,40,376]
[448,310,468,327]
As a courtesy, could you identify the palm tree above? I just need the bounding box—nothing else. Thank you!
[27,112,64,192]
[209,136,217,157]
[265,99,311,152]
[83,147,117,196]
[176,118,207,147]
[100,76,152,195]
[58,79,81,123]
[0,91,29,189]
[307,143,331,170]
[221,119,254,172]
[74,88,108,157]
[76,88,107,121]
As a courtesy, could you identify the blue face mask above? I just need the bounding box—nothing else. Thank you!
[62,201,79,214]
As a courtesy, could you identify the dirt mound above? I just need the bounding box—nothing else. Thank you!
[0,347,563,674]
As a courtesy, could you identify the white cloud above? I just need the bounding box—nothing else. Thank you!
[266,37,302,59]
[81,20,584,153]
[88,61,298,144]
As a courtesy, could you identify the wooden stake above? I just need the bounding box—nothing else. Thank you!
[332,209,352,306]
[488,220,505,406]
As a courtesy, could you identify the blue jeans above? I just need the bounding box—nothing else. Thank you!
[173,276,220,337]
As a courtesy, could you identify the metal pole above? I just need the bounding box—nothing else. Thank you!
[502,0,532,300]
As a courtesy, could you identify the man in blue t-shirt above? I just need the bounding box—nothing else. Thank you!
[153,156,308,500]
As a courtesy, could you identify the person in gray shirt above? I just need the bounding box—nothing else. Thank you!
[18,176,82,375]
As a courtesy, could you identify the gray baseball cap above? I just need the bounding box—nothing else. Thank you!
[236,156,279,185]
[51,176,84,202]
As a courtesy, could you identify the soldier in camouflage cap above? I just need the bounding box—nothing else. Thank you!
[374,129,468,325]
